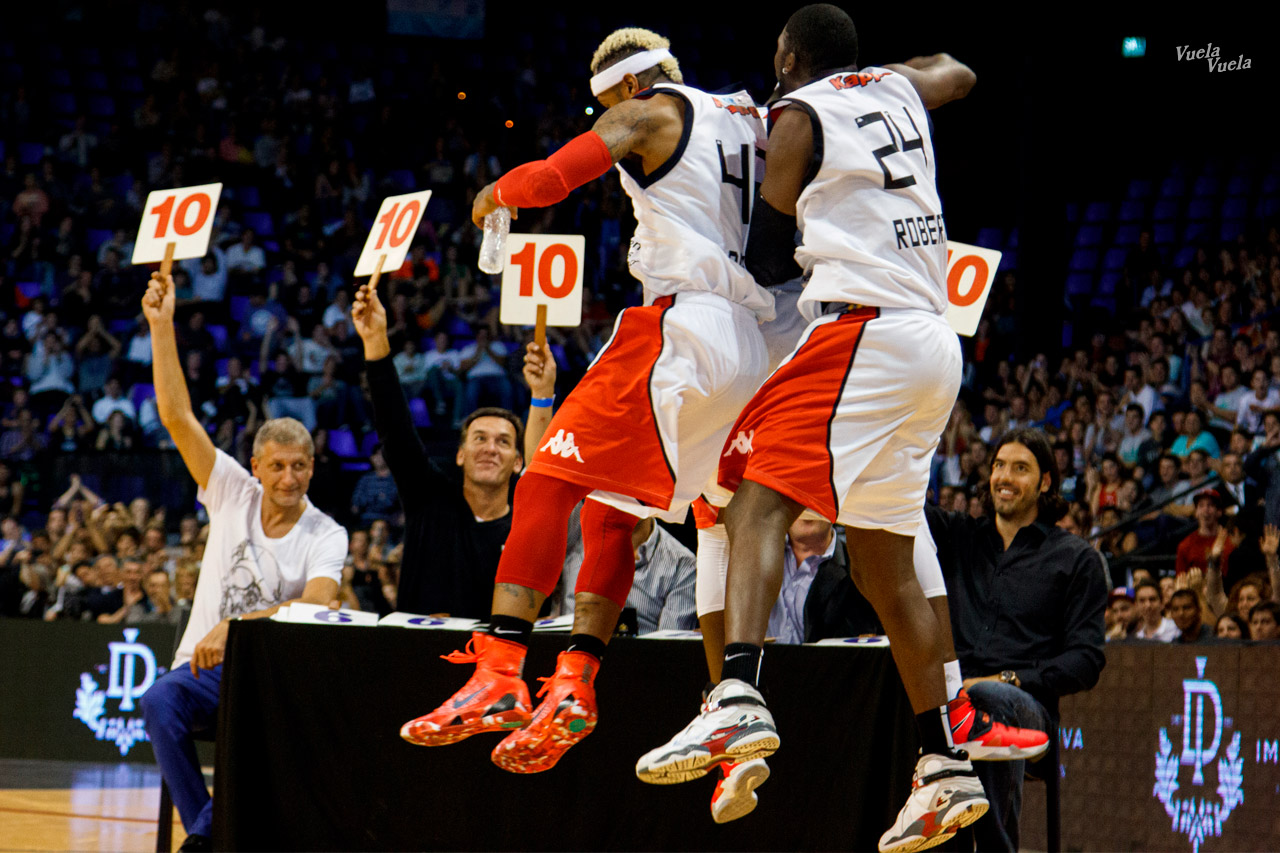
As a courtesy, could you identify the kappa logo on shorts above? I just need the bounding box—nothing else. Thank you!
[723,429,754,457]
[540,429,585,463]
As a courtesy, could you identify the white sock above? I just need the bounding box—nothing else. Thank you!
[944,660,963,701]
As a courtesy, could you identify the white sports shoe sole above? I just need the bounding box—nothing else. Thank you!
[711,759,770,824]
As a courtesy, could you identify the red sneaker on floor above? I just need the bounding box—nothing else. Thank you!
[400,632,532,747]
[490,651,599,773]
[948,691,1049,761]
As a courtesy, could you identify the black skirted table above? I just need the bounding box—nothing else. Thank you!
[213,621,918,851]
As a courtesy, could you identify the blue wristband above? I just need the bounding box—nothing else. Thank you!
[530,396,555,408]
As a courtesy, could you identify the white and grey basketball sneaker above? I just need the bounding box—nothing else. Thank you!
[879,752,989,853]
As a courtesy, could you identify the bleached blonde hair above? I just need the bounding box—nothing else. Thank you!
[590,27,683,84]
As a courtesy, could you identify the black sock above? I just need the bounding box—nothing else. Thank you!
[566,633,607,662]
[916,704,957,757]
[487,614,533,646]
[721,643,763,688]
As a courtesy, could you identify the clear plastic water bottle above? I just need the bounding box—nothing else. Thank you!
[478,207,511,274]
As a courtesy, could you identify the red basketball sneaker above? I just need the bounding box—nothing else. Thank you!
[490,650,599,774]
[948,691,1049,761]
[710,758,770,824]
[400,633,532,747]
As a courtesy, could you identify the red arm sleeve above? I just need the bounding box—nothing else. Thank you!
[493,131,614,208]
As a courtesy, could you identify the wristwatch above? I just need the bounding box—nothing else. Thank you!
[999,670,1020,685]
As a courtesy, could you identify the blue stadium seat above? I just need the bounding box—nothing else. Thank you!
[243,211,275,236]
[118,74,143,94]
[1065,273,1093,296]
[1098,272,1122,295]
[1186,198,1215,220]
[1117,200,1145,222]
[235,185,261,208]
[130,383,155,412]
[408,398,431,429]
[229,296,252,324]
[1152,198,1180,221]
[1257,197,1280,219]
[113,47,138,69]
[111,174,134,197]
[1226,175,1252,196]
[1000,250,1017,270]
[1220,221,1245,242]
[388,169,416,192]
[1261,174,1280,195]
[1126,178,1152,199]
[1192,175,1220,198]
[1221,197,1249,219]
[1114,225,1141,246]
[1006,228,1018,249]
[87,95,115,117]
[360,430,380,457]
[1074,226,1103,248]
[1083,201,1111,223]
[75,46,101,66]
[86,228,114,254]
[207,324,228,353]
[1103,248,1128,271]
[215,358,229,377]
[82,69,108,91]
[1090,296,1116,313]
[46,66,71,87]
[1069,249,1098,272]
[1173,246,1197,268]
[0,222,13,246]
[329,428,360,458]
[50,92,77,115]
[1182,222,1209,243]
[976,227,1003,250]
[1065,203,1079,223]
[1159,176,1186,198]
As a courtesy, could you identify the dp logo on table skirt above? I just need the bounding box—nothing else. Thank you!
[72,628,165,756]
[1153,656,1245,853]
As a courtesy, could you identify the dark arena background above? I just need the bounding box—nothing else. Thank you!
[1,1,1277,851]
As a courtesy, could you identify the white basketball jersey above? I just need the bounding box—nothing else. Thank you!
[617,83,775,321]
[778,68,948,315]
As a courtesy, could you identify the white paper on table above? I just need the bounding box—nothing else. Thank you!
[531,614,575,632]
[378,612,481,631]
[636,630,704,641]
[810,636,890,647]
[280,602,379,627]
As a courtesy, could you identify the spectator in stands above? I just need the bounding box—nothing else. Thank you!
[93,411,136,453]
[928,427,1106,851]
[392,338,428,400]
[74,315,122,391]
[351,446,399,527]
[0,462,25,517]
[26,331,76,413]
[322,288,354,336]
[1217,451,1254,514]
[1169,589,1214,642]
[1237,367,1280,433]
[1249,601,1279,640]
[423,331,462,418]
[1245,412,1280,526]
[1210,362,1247,431]
[1131,579,1178,641]
[1170,410,1219,460]
[1215,612,1248,640]
[1117,404,1149,467]
[1119,365,1158,421]
[0,409,47,461]
[131,568,180,625]
[456,326,513,425]
[353,280,524,618]
[1175,489,1232,577]
[1104,588,1135,641]
[92,377,137,425]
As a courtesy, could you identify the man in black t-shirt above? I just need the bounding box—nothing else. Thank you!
[353,281,523,618]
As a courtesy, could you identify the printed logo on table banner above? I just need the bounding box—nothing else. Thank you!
[72,628,164,756]
[132,183,223,264]
[943,240,1002,337]
[498,234,585,327]
[354,190,432,277]
[1153,656,1244,853]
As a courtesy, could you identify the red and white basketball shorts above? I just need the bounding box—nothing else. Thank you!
[718,306,961,535]
[528,291,768,522]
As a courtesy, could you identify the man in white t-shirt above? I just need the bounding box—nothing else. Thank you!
[1130,579,1177,641]
[138,271,346,853]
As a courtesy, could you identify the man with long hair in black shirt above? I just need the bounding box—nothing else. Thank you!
[352,280,525,618]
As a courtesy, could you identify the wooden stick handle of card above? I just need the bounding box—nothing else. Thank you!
[368,254,386,289]
[159,242,175,277]
[535,304,547,349]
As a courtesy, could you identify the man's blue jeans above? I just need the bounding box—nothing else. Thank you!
[964,680,1052,852]
[141,664,222,838]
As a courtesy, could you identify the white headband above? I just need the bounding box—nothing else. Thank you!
[590,48,673,96]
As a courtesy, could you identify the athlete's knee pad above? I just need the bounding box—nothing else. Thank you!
[914,518,947,600]
[695,523,729,617]
[574,498,641,609]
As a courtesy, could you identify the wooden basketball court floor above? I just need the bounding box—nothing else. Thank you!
[0,759,205,852]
